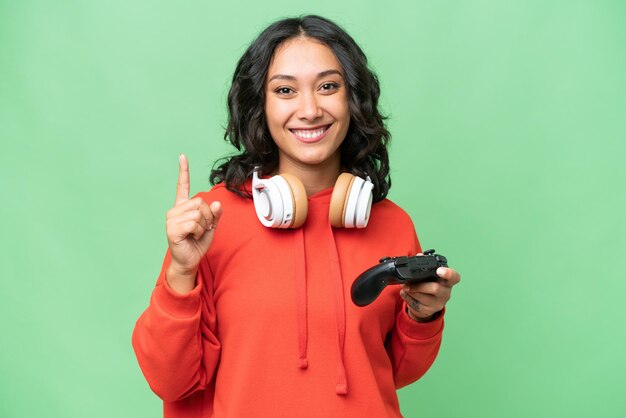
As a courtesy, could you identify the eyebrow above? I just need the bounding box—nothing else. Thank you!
[267,69,344,83]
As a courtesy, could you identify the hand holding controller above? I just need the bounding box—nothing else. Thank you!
[351,249,448,307]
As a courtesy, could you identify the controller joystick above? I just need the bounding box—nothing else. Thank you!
[351,249,448,307]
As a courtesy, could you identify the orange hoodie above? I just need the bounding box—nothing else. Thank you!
[132,183,444,417]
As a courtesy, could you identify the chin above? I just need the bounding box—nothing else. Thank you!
[278,149,336,169]
[298,150,339,166]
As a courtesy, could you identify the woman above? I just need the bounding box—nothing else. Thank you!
[133,15,460,417]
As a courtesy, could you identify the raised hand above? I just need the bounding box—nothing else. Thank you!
[165,154,222,294]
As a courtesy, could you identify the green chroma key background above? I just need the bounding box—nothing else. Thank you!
[1,1,624,417]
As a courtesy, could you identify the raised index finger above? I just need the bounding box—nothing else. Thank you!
[175,154,190,205]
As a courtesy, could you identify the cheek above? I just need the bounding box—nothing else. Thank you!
[333,102,351,136]
[265,99,292,127]
[328,96,350,124]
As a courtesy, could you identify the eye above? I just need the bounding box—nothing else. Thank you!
[275,87,294,95]
[320,82,339,92]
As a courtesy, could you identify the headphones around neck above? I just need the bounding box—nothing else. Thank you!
[252,169,374,229]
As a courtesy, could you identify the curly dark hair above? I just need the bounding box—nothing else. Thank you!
[210,15,391,202]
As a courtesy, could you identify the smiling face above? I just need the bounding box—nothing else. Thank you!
[264,37,350,178]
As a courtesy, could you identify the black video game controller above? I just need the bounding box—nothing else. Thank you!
[351,249,448,307]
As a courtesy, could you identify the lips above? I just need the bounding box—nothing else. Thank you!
[289,124,331,143]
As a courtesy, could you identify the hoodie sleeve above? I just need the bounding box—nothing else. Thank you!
[385,225,444,388]
[132,250,221,402]
[386,298,444,388]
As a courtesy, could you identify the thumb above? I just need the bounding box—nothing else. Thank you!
[208,201,223,230]
[197,201,223,249]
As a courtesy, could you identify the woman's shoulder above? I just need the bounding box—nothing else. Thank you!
[195,181,252,204]
[374,197,411,216]
[371,197,415,228]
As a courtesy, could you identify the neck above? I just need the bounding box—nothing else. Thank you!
[276,156,341,196]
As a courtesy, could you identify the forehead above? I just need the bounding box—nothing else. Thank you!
[267,37,343,78]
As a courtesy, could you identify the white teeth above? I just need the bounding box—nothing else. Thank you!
[292,127,327,139]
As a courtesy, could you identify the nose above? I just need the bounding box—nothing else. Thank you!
[296,92,323,121]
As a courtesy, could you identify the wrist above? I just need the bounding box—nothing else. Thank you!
[166,263,198,294]
[406,307,443,323]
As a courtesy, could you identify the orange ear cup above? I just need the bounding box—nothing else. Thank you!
[329,173,355,227]
[280,173,308,228]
